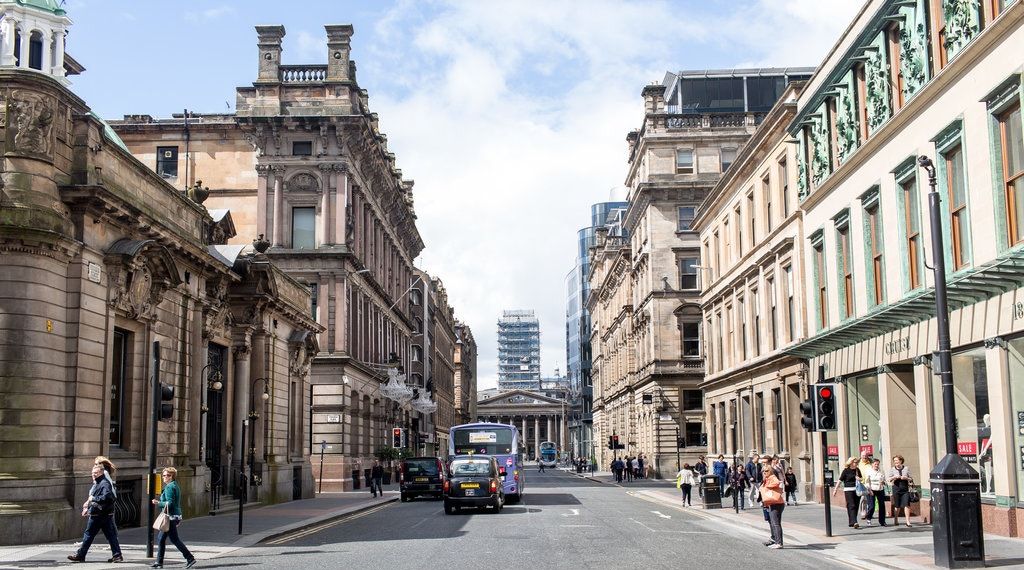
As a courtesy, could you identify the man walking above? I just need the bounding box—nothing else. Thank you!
[68,465,122,563]
[746,454,761,505]
[370,460,384,497]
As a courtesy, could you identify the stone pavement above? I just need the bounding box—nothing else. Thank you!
[570,469,1024,569]
[0,485,400,569]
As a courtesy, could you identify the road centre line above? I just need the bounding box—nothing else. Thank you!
[265,503,393,545]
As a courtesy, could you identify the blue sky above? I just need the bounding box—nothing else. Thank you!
[65,0,860,389]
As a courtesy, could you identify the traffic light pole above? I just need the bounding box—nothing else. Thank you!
[146,341,160,558]
[818,365,833,538]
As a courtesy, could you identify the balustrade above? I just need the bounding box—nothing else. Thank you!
[280,65,328,83]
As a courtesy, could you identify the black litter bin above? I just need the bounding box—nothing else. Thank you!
[931,454,985,568]
[701,474,722,509]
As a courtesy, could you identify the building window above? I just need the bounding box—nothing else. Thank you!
[836,218,854,319]
[683,390,703,410]
[813,239,828,330]
[28,31,43,70]
[715,312,724,369]
[310,283,319,319]
[886,22,905,111]
[772,388,784,452]
[783,265,795,342]
[677,206,695,232]
[865,200,885,306]
[734,208,743,258]
[766,277,778,351]
[412,345,423,362]
[763,175,773,234]
[999,103,1024,246]
[901,177,924,290]
[705,317,714,371]
[292,141,313,156]
[410,289,422,306]
[156,146,178,178]
[676,149,694,174]
[751,286,761,357]
[747,191,756,248]
[685,422,703,449]
[779,157,790,218]
[756,392,766,453]
[944,144,970,269]
[679,258,699,290]
[737,294,747,361]
[721,148,737,172]
[681,321,700,357]
[291,207,315,249]
[109,328,130,448]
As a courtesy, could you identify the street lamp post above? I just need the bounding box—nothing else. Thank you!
[918,157,985,568]
[237,377,270,535]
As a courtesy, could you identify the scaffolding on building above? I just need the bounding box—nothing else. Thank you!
[497,309,541,391]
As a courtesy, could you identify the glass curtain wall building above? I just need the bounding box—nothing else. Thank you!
[497,310,541,391]
[565,201,627,460]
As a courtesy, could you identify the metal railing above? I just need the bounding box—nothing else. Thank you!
[113,479,140,528]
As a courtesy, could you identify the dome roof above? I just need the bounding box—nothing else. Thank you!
[0,0,66,16]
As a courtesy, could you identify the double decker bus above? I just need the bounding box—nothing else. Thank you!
[539,441,558,468]
[449,422,525,503]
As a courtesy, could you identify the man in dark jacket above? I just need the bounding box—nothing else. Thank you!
[370,460,384,497]
[68,465,122,563]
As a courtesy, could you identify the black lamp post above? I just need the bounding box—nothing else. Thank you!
[237,377,269,535]
[918,156,984,568]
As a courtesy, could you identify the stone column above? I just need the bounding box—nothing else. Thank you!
[546,416,552,444]
[255,165,270,239]
[534,416,540,459]
[521,416,527,448]
[0,19,16,66]
[18,27,28,68]
[334,275,346,353]
[272,171,284,247]
[319,182,330,247]
[51,29,64,77]
[231,344,252,467]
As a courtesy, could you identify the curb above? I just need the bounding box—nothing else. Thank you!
[238,496,400,548]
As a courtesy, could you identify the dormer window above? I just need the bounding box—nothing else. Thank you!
[292,141,312,156]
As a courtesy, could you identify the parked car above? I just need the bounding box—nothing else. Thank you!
[399,456,445,501]
[443,455,504,514]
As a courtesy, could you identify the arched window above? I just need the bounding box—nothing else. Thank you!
[28,30,43,70]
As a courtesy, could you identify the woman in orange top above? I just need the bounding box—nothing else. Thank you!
[760,464,786,549]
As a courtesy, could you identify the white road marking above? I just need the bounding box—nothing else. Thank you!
[650,510,671,519]
[629,518,657,533]
[561,508,580,517]
[559,524,596,528]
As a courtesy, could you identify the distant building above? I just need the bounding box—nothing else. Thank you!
[497,309,541,391]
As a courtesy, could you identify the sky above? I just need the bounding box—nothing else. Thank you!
[64,0,861,390]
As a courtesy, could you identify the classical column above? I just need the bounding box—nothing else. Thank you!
[18,27,28,68]
[561,414,567,451]
[546,416,552,444]
[521,416,527,445]
[231,344,252,466]
[51,29,64,77]
[0,19,15,66]
[255,165,270,238]
[334,166,348,246]
[534,416,540,459]
[319,183,330,246]
[272,169,284,246]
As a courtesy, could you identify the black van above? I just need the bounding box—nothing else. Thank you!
[399,457,446,501]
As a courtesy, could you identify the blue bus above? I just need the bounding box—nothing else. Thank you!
[539,441,558,468]
[449,422,525,503]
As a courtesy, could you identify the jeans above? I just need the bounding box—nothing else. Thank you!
[156,519,193,564]
[768,503,785,545]
[370,477,383,496]
[844,490,860,526]
[785,489,798,504]
[681,484,692,506]
[865,490,886,524]
[749,484,759,504]
[75,514,121,560]
[737,487,746,509]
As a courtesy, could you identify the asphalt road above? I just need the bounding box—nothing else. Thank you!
[205,468,848,570]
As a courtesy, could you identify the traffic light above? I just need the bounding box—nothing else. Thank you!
[676,437,686,449]
[607,436,614,450]
[815,384,837,431]
[612,434,620,449]
[158,383,174,421]
[799,398,815,431]
[392,427,403,448]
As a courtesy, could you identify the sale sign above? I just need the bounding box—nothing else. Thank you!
[859,444,874,455]
[958,441,978,456]
[826,445,839,459]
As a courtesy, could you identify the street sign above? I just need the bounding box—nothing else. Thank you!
[326,414,341,423]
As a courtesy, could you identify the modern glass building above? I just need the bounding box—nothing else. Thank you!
[497,310,541,391]
[565,201,627,459]
[663,68,813,114]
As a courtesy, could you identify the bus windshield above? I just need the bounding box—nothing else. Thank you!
[452,426,515,455]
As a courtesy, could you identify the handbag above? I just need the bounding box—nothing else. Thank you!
[723,484,733,498]
[855,481,867,497]
[153,504,170,533]
[909,485,921,503]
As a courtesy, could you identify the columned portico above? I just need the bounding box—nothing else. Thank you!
[476,389,570,462]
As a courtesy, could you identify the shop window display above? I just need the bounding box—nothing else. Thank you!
[932,347,994,498]
[845,375,881,460]
[1008,339,1024,500]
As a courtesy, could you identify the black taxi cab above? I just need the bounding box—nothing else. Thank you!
[443,455,504,514]
[399,456,446,501]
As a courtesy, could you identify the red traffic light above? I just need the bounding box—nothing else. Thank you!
[819,387,832,399]
[393,428,401,435]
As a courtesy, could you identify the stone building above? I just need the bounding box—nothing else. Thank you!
[787,0,1024,535]
[110,24,450,491]
[0,3,320,545]
[693,81,814,497]
[590,69,811,477]
[476,390,569,460]
[454,322,478,425]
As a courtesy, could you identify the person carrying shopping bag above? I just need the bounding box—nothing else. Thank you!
[151,467,196,569]
[675,463,696,506]
[760,464,786,549]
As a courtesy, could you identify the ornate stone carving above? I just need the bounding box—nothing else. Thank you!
[8,90,54,157]
[255,163,272,176]
[797,137,809,200]
[290,343,313,379]
[898,1,929,99]
[203,277,231,339]
[864,39,891,133]
[834,73,859,163]
[943,0,980,59]
[287,172,320,193]
[809,110,831,187]
[105,239,180,322]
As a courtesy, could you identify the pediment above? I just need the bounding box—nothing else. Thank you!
[477,389,563,408]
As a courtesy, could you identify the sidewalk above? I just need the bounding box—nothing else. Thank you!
[0,485,400,569]
[572,470,1024,569]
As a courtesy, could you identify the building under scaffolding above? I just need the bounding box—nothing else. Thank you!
[497,310,541,391]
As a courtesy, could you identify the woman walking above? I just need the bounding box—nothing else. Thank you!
[729,464,750,510]
[67,461,123,563]
[863,458,887,526]
[784,467,798,506]
[887,455,914,527]
[675,463,697,506]
[151,467,196,569]
[760,464,786,548]
[833,457,862,529]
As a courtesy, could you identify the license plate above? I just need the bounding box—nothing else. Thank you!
[465,489,477,496]
[415,477,428,482]
[462,483,480,488]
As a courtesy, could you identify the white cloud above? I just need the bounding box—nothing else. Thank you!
[184,6,234,23]
[293,29,327,62]
[364,0,860,389]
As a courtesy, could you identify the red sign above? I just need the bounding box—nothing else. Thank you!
[859,444,874,455]
[826,445,839,458]
[957,441,978,456]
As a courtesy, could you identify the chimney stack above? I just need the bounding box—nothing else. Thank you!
[255,25,285,83]
[325,24,354,82]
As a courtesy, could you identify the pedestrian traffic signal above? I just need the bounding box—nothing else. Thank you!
[607,436,614,450]
[676,437,686,449]
[815,384,837,431]
[799,398,815,431]
[392,427,404,448]
[158,383,174,421]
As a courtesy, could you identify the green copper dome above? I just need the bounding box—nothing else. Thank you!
[0,0,67,16]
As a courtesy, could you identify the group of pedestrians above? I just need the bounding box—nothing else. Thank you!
[834,450,916,529]
[609,454,647,482]
[67,456,195,568]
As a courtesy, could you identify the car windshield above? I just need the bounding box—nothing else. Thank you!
[450,461,491,476]
[404,460,439,476]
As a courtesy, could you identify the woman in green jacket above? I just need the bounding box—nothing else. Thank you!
[151,467,196,569]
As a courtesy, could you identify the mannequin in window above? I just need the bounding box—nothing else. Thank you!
[978,413,993,494]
